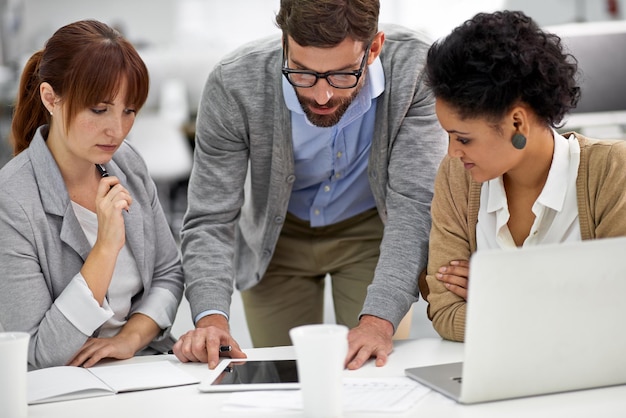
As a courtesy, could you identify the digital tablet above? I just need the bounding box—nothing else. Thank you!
[198,359,300,392]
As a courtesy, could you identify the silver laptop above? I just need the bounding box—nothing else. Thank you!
[406,236,626,404]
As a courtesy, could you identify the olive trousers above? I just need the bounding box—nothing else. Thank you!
[241,208,384,347]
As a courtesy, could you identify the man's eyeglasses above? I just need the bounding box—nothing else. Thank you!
[282,42,371,89]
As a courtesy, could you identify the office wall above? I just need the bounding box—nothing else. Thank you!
[385,0,626,40]
[13,0,176,57]
[9,0,626,57]
[8,1,626,106]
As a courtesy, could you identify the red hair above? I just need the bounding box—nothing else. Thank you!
[10,19,149,155]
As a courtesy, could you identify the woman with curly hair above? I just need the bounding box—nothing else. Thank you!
[419,10,626,341]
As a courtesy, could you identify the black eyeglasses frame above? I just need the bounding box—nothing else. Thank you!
[281,41,372,89]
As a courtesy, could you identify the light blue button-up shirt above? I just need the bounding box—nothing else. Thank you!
[283,57,385,227]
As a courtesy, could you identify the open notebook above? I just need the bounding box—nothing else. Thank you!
[28,360,199,404]
[406,236,626,404]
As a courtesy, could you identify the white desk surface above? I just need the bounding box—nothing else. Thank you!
[28,338,626,418]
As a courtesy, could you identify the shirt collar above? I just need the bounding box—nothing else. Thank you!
[535,130,572,211]
[486,130,573,213]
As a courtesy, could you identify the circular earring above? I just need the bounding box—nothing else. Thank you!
[49,111,53,116]
[512,132,526,150]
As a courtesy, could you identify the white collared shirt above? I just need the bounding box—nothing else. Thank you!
[476,131,582,250]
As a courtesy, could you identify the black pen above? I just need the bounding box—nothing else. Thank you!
[96,163,129,213]
[95,163,109,177]
[166,345,231,355]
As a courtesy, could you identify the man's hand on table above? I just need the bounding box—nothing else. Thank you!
[172,314,247,369]
[345,314,394,370]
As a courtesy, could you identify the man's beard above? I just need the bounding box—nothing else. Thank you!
[295,76,365,128]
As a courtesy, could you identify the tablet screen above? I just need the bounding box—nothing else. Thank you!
[198,359,300,392]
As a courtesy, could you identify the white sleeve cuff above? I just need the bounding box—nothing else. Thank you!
[194,309,228,325]
[55,274,113,336]
[133,287,178,329]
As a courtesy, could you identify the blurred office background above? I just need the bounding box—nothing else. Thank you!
[1,0,625,347]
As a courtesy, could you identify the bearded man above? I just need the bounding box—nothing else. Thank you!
[174,0,447,371]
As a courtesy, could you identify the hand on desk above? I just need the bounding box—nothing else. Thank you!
[172,314,247,369]
[436,259,469,300]
[68,335,137,368]
[345,315,394,370]
[68,313,161,368]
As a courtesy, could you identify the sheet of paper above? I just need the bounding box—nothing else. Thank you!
[28,366,114,404]
[89,361,200,392]
[27,360,200,404]
[223,377,431,413]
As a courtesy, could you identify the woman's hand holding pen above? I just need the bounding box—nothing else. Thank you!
[94,175,132,253]
[79,174,133,305]
[436,260,469,300]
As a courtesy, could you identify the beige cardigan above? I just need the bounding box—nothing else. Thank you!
[419,133,626,341]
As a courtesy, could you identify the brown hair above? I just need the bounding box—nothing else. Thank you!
[275,0,379,47]
[10,19,149,155]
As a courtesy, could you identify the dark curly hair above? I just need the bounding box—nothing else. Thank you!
[425,10,580,128]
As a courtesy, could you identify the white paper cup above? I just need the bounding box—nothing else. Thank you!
[0,332,29,418]
[289,324,348,418]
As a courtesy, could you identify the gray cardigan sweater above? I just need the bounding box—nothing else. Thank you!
[0,128,184,368]
[181,24,448,329]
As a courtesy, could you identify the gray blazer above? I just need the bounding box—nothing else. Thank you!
[0,127,184,368]
[181,24,448,329]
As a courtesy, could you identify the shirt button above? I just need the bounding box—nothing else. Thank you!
[335,173,341,179]
[286,174,296,183]
[324,185,330,192]
[336,151,342,158]
[314,209,320,216]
